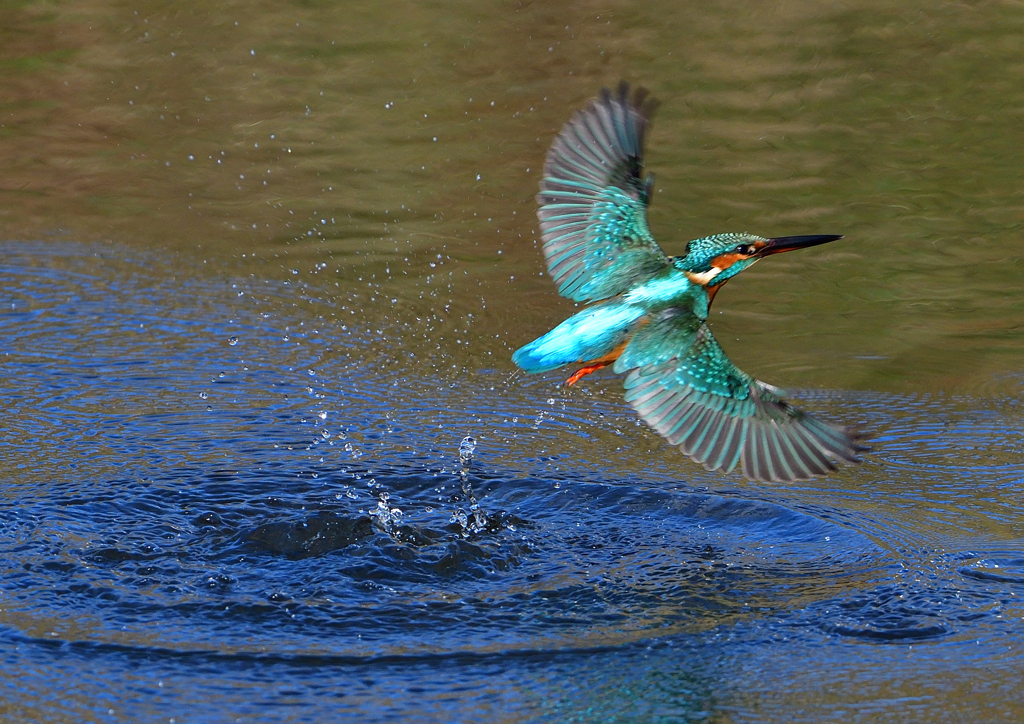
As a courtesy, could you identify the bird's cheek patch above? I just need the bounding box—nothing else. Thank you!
[685,267,723,285]
[711,252,747,270]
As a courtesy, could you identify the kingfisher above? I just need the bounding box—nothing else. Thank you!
[512,83,866,482]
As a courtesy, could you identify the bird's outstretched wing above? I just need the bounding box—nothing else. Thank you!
[613,310,866,482]
[537,83,670,303]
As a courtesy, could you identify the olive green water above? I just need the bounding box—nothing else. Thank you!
[1,1,1024,722]
[5,0,1024,391]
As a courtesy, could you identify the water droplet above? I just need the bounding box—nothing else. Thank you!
[458,435,477,467]
[199,391,208,400]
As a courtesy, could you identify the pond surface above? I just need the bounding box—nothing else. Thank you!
[2,1,1024,722]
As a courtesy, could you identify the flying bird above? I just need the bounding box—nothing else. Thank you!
[513,83,866,482]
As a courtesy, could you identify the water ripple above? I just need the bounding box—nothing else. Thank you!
[2,242,1024,721]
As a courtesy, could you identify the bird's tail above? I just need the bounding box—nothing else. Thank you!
[512,303,647,373]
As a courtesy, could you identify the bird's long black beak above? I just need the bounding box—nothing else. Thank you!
[759,234,843,256]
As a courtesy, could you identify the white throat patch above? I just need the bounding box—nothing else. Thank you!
[684,267,724,286]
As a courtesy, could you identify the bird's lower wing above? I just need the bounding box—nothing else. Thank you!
[538,83,670,303]
[613,311,866,482]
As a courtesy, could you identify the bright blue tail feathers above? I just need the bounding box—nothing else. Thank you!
[513,304,646,373]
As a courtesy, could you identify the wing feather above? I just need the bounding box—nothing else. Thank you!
[537,83,668,303]
[618,309,866,482]
[771,425,813,481]
[744,424,766,481]
[765,425,796,482]
[711,417,743,473]
[691,409,725,464]
[681,406,716,452]
[788,424,837,475]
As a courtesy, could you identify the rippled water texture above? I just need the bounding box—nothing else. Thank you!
[3,1,1024,722]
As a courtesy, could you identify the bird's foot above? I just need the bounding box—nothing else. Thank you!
[565,361,612,386]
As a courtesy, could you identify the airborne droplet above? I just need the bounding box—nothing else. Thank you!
[458,435,477,467]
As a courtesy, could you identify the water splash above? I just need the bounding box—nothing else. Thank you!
[369,490,403,535]
[450,435,488,536]
[458,435,477,469]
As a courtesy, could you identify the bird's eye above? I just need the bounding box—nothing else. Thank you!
[735,244,754,255]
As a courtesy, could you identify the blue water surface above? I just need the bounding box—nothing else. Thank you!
[0,243,1022,722]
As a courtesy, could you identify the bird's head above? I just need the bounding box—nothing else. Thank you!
[675,232,843,301]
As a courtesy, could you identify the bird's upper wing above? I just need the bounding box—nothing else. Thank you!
[537,83,670,303]
[613,309,866,482]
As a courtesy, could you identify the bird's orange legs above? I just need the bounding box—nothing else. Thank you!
[564,341,629,386]
[565,360,614,386]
